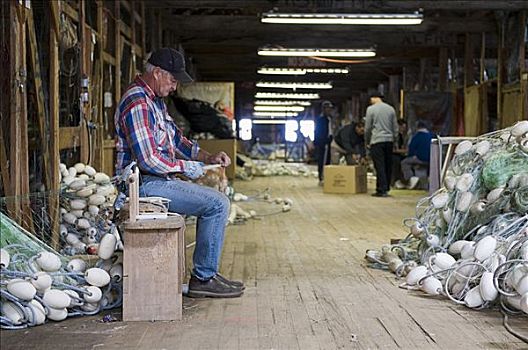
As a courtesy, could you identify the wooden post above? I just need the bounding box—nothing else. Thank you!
[49,0,61,249]
[78,0,90,164]
[0,130,8,195]
[438,47,448,91]
[418,58,427,90]
[27,10,51,191]
[130,0,136,77]
[156,9,162,48]
[479,33,486,83]
[140,2,146,59]
[520,11,527,121]
[464,33,474,88]
[9,2,32,230]
[7,0,20,211]
[93,0,104,171]
[497,18,504,127]
[388,75,400,116]
[115,1,121,108]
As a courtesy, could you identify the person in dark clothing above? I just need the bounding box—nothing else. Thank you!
[331,121,366,165]
[395,120,435,189]
[365,92,398,197]
[391,119,409,186]
[314,101,334,185]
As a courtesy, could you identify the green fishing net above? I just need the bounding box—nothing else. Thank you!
[0,212,69,272]
[481,151,528,190]
[512,186,528,213]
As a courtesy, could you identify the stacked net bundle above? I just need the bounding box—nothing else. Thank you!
[364,121,528,340]
[1,212,122,329]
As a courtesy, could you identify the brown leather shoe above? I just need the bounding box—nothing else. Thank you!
[187,275,243,298]
[215,273,245,290]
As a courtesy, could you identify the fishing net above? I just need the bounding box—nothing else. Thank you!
[0,192,61,249]
[481,150,528,190]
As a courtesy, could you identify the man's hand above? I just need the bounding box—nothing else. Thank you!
[207,151,231,167]
[182,161,205,180]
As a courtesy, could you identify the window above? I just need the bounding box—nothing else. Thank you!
[285,120,299,142]
[300,120,315,141]
[239,119,252,141]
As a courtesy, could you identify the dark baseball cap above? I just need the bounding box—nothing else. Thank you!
[147,48,193,83]
[369,91,384,99]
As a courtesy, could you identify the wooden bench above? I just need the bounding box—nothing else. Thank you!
[122,168,186,322]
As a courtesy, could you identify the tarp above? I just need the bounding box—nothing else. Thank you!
[171,97,234,139]
[403,92,453,136]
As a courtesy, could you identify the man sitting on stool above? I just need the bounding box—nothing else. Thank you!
[331,121,366,165]
[115,48,244,298]
[395,120,435,190]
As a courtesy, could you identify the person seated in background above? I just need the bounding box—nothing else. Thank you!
[331,121,366,165]
[391,119,409,186]
[395,120,435,190]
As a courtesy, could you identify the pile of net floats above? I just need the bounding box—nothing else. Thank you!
[365,121,528,322]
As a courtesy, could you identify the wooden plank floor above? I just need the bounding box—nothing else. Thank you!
[2,175,527,350]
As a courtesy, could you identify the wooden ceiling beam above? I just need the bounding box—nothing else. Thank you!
[382,1,528,10]
[146,1,528,11]
[163,15,496,34]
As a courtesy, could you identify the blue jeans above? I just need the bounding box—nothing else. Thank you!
[139,175,230,280]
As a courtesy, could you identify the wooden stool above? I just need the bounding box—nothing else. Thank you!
[122,167,186,321]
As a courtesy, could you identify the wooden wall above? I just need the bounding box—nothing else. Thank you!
[0,0,146,237]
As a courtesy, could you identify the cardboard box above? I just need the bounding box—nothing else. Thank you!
[197,139,237,179]
[323,165,367,194]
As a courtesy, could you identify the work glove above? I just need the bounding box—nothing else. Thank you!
[182,161,205,180]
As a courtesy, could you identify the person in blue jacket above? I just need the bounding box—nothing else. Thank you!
[314,101,335,185]
[395,120,435,189]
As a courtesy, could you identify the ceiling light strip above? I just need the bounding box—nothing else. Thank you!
[258,48,375,58]
[261,13,423,25]
[255,92,320,99]
[255,100,311,106]
[306,68,349,73]
[258,68,307,75]
[258,67,350,75]
[256,81,332,89]
[254,105,305,112]
[253,111,299,117]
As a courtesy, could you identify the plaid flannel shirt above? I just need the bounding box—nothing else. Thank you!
[115,76,199,176]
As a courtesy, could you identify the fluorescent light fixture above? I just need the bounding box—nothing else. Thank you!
[255,92,320,99]
[254,105,305,112]
[256,81,332,89]
[258,67,307,75]
[253,111,299,117]
[306,68,349,74]
[255,100,311,106]
[258,67,349,75]
[252,120,287,125]
[258,47,375,58]
[261,12,423,25]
